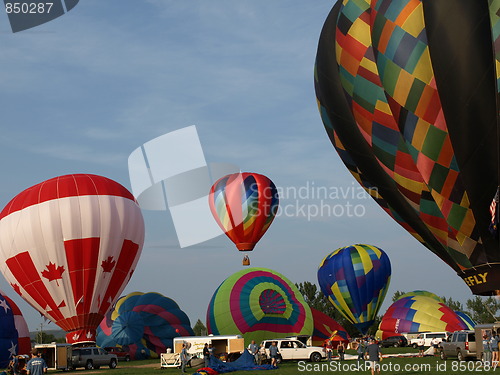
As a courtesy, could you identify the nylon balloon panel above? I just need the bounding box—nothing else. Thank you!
[206,268,313,345]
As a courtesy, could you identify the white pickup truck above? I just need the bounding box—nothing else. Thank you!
[260,338,325,363]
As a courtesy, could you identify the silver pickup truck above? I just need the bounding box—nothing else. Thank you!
[439,330,477,361]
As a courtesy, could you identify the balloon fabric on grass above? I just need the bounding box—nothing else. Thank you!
[206,268,313,345]
[318,244,391,334]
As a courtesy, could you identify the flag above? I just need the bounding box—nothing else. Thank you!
[489,187,499,239]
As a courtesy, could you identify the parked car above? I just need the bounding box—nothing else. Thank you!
[439,330,476,361]
[409,332,449,348]
[260,338,325,363]
[71,346,118,370]
[104,347,131,362]
[378,336,408,348]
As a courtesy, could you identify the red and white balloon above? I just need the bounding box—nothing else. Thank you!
[0,174,145,343]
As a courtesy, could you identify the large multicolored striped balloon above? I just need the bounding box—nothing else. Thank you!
[317,244,391,334]
[96,292,193,359]
[0,290,30,368]
[377,295,468,339]
[208,173,279,254]
[206,268,313,345]
[0,174,145,343]
[315,0,500,295]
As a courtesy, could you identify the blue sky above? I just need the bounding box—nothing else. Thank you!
[0,1,473,332]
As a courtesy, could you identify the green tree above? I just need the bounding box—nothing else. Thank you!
[466,296,500,324]
[440,296,464,312]
[193,319,207,336]
[391,291,406,302]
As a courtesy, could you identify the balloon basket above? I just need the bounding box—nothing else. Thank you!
[242,256,250,266]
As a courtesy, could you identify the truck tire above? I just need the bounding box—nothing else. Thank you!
[457,350,464,361]
[412,343,418,349]
[276,354,282,364]
[85,360,94,370]
[440,349,447,360]
[109,358,117,369]
[393,343,399,348]
[310,352,322,362]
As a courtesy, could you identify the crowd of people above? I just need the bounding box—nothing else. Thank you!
[7,349,47,375]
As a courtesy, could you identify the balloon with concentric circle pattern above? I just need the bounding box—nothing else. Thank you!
[206,268,313,345]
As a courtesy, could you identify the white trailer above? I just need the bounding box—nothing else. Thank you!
[34,343,73,371]
[160,335,245,368]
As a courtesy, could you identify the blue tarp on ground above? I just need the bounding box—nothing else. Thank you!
[208,350,276,373]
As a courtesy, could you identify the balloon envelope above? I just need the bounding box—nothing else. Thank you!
[377,295,467,339]
[311,308,349,348]
[0,174,145,343]
[318,244,391,334]
[206,268,313,345]
[97,292,193,359]
[208,173,279,252]
[0,290,30,368]
[315,0,500,294]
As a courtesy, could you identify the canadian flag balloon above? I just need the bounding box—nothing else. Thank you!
[0,174,145,344]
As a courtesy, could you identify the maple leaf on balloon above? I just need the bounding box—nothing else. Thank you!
[11,283,21,296]
[101,256,116,273]
[41,263,65,286]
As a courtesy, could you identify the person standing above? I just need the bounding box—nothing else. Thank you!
[247,340,259,364]
[431,337,440,356]
[337,342,345,361]
[26,349,47,375]
[491,333,499,364]
[202,343,210,368]
[357,338,366,365]
[483,334,492,365]
[365,339,382,375]
[269,341,279,368]
[417,335,425,357]
[180,343,189,374]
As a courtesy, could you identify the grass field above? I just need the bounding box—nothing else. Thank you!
[3,348,500,375]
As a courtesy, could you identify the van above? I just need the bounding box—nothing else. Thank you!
[409,332,450,348]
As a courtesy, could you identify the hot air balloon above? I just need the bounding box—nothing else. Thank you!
[206,268,313,344]
[208,173,279,265]
[0,290,30,368]
[0,174,145,343]
[317,244,391,334]
[310,308,349,348]
[96,292,194,359]
[377,295,467,339]
[315,0,500,295]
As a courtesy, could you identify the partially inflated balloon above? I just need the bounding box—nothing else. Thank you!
[396,291,443,303]
[206,268,313,344]
[315,0,500,294]
[0,174,145,343]
[209,173,278,264]
[97,292,193,359]
[377,295,467,339]
[0,290,30,368]
[311,308,349,347]
[318,244,391,334]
